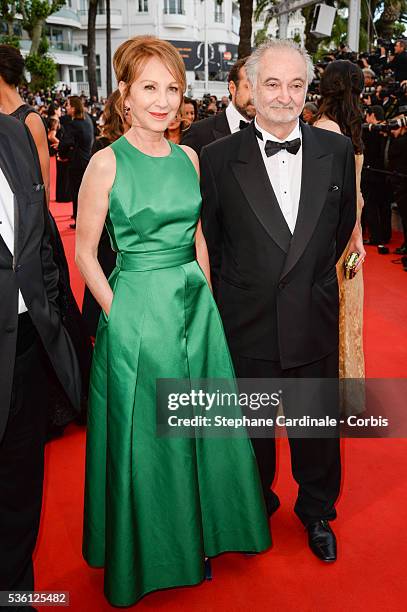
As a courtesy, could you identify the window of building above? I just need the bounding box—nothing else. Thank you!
[44,25,72,51]
[214,0,224,23]
[73,52,101,88]
[232,2,240,35]
[164,0,184,15]
[138,0,148,12]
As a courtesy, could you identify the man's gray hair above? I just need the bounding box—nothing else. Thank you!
[245,39,315,86]
[363,67,376,78]
[303,101,318,114]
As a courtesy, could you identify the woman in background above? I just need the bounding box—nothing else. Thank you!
[183,95,198,123]
[47,116,60,153]
[81,89,130,337]
[58,95,93,229]
[164,109,190,143]
[313,60,366,414]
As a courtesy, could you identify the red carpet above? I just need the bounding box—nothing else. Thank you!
[34,160,407,610]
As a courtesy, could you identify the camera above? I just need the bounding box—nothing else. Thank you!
[362,114,407,133]
[198,93,212,120]
[377,38,395,54]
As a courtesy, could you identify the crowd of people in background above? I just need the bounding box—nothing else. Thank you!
[9,37,407,268]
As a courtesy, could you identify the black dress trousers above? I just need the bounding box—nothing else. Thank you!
[233,351,341,526]
[0,313,48,593]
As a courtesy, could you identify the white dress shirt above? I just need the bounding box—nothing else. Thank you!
[254,118,302,234]
[225,102,250,134]
[0,167,28,314]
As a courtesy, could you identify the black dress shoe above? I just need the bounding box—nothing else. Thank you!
[394,245,407,255]
[69,222,76,229]
[363,239,378,246]
[307,520,337,562]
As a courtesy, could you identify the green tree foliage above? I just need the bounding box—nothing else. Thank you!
[0,33,20,46]
[25,51,56,89]
[0,0,17,36]
[18,0,65,54]
[0,1,65,90]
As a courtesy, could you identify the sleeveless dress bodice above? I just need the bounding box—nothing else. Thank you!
[107,137,200,254]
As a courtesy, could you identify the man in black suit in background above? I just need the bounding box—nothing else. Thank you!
[382,39,407,83]
[181,57,255,154]
[201,40,358,563]
[0,114,81,605]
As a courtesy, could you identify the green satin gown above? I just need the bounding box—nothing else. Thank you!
[82,136,271,607]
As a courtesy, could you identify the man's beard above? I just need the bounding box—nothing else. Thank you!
[266,108,300,124]
[235,100,256,121]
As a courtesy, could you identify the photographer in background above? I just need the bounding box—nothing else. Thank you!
[361,106,392,245]
[387,118,407,254]
[362,68,379,105]
[382,40,407,84]
[302,101,318,123]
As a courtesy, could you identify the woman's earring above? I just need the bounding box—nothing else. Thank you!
[124,106,130,115]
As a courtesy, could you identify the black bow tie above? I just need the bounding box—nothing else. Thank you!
[254,124,301,156]
[264,138,301,156]
[239,120,250,130]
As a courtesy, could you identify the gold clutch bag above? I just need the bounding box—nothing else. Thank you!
[344,252,360,280]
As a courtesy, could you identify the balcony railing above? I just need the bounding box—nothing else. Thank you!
[78,8,122,29]
[20,39,83,54]
[163,7,185,15]
[50,41,83,53]
[78,9,122,16]
[214,12,225,23]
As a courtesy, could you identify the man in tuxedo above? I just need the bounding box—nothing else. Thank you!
[0,113,81,603]
[180,57,255,154]
[201,40,357,562]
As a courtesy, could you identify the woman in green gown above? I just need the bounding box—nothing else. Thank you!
[76,35,271,607]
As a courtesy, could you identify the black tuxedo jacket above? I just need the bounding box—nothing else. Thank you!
[180,110,230,155]
[200,121,356,369]
[0,114,81,441]
[388,51,407,82]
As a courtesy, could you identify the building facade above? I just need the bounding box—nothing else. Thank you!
[6,6,85,83]
[1,0,305,97]
[71,0,242,98]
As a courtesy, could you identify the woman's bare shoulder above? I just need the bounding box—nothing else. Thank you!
[86,146,116,186]
[313,117,342,135]
[90,145,116,170]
